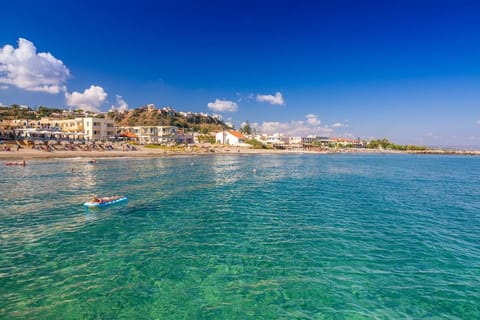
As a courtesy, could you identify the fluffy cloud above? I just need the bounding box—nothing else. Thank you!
[0,38,70,94]
[330,122,347,128]
[251,114,355,137]
[65,85,107,112]
[207,99,238,112]
[256,120,332,137]
[477,120,480,125]
[256,92,285,105]
[254,114,334,137]
[306,114,321,125]
[111,94,129,111]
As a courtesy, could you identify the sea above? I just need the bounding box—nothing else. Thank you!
[1,153,479,319]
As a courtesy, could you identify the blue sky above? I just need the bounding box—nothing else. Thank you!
[1,0,480,146]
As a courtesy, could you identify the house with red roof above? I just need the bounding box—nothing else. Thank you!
[215,130,247,146]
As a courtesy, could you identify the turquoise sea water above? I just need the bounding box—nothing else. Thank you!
[1,154,480,319]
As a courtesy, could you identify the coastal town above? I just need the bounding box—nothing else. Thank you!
[1,103,478,160]
[0,103,367,152]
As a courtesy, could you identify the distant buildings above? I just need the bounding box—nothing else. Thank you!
[244,133,366,150]
[0,106,366,149]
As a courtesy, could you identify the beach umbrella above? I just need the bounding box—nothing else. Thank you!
[120,132,138,139]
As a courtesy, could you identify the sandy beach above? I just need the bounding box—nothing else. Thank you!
[0,144,293,161]
[1,144,479,162]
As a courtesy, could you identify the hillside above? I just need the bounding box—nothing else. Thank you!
[0,105,229,133]
[104,106,228,133]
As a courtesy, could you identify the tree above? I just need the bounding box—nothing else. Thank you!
[367,138,391,149]
[240,120,252,135]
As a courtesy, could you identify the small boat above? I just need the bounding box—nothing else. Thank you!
[83,196,127,208]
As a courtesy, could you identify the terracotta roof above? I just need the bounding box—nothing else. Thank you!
[120,132,138,138]
[228,130,246,139]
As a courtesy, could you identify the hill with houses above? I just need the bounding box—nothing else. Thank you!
[0,104,429,151]
[0,104,229,134]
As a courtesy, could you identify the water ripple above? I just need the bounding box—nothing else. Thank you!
[1,154,480,318]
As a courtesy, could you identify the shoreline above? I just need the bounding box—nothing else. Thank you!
[1,145,480,161]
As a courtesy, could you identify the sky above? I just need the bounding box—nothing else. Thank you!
[1,0,480,147]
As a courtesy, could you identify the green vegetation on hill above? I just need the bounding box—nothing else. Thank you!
[0,105,229,133]
[0,105,95,120]
[0,104,37,120]
[108,107,228,132]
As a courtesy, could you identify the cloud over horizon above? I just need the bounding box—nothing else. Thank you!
[330,122,347,128]
[256,92,285,105]
[253,114,333,137]
[207,99,238,112]
[65,85,107,112]
[111,94,129,111]
[0,38,70,94]
[306,114,321,125]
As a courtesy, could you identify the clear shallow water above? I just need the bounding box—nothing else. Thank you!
[1,154,480,319]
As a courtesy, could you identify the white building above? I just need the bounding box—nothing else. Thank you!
[83,117,115,141]
[288,136,302,145]
[117,126,179,144]
[216,130,247,146]
[266,133,287,145]
[12,117,113,141]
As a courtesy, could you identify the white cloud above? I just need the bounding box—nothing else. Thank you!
[256,92,285,105]
[111,94,128,111]
[65,85,107,112]
[306,114,321,125]
[254,114,334,137]
[330,122,347,128]
[477,120,480,125]
[207,99,238,112]
[0,38,70,94]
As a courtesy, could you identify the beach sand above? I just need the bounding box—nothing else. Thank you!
[0,144,295,161]
[1,144,478,162]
